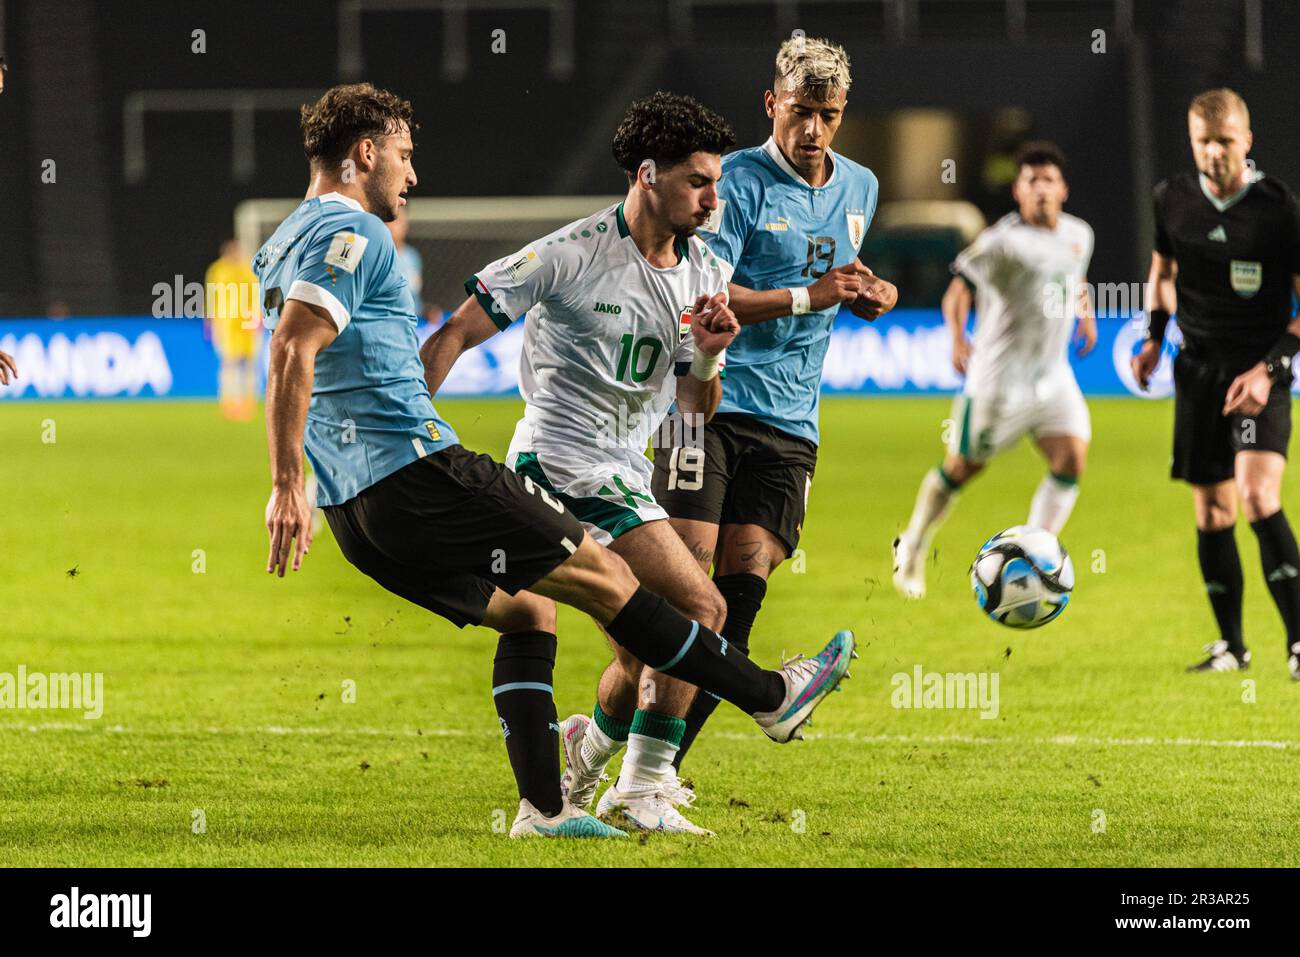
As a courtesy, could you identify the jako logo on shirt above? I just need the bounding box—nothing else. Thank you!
[49,887,151,937]
[593,302,622,315]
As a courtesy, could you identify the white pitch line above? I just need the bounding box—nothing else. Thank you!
[0,722,1296,750]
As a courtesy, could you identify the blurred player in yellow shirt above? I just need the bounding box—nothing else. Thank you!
[205,239,262,420]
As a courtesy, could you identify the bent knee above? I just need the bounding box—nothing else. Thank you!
[1053,454,1087,479]
[504,600,557,635]
[570,535,637,590]
[685,584,727,632]
[1194,488,1237,530]
[942,455,983,486]
[1239,484,1280,522]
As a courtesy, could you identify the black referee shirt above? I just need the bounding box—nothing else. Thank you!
[1153,170,1300,366]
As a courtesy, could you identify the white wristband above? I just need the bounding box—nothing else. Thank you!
[789,286,811,315]
[690,349,722,381]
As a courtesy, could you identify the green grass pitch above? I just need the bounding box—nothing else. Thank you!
[2,396,1298,867]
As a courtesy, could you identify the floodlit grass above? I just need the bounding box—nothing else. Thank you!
[3,397,1297,866]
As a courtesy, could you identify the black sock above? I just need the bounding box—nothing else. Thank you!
[1249,510,1300,653]
[492,631,561,817]
[605,586,783,714]
[674,573,767,770]
[1197,526,1244,655]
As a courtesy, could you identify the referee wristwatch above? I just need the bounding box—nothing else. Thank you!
[1264,332,1300,381]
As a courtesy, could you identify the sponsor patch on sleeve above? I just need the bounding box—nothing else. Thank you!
[507,246,543,283]
[324,231,368,273]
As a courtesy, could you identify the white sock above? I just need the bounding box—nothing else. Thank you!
[617,732,679,795]
[579,715,625,771]
[1028,474,1080,534]
[903,467,960,551]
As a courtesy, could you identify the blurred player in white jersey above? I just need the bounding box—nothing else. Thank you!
[894,142,1096,598]
[423,92,857,835]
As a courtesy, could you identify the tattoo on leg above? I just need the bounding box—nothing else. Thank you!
[687,541,714,566]
[737,539,770,574]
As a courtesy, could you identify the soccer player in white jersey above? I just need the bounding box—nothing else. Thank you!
[262,83,857,842]
[893,142,1097,598]
[424,93,855,835]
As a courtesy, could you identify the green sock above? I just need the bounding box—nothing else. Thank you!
[629,708,686,746]
[592,700,630,741]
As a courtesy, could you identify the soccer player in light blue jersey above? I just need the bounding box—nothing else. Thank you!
[256,83,856,839]
[650,36,899,771]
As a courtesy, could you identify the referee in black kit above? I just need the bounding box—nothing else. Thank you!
[1133,89,1300,679]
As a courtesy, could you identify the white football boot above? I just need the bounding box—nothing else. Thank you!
[596,784,714,836]
[509,798,627,839]
[892,535,926,599]
[660,771,697,808]
[752,630,856,743]
[558,713,613,810]
[1289,642,1300,682]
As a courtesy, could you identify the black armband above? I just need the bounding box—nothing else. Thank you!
[1264,331,1300,382]
[1144,308,1170,345]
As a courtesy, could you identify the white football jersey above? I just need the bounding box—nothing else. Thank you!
[953,211,1094,397]
[469,202,734,476]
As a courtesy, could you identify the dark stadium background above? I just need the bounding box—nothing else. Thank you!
[0,0,1296,317]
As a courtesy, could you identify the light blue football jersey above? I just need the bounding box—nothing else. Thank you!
[253,192,458,506]
[700,138,879,445]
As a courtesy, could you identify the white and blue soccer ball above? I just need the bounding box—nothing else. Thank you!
[970,525,1073,628]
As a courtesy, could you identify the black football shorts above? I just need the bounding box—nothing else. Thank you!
[651,412,818,554]
[1171,350,1293,486]
[323,444,585,627]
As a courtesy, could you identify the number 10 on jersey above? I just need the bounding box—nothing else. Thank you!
[615,334,664,383]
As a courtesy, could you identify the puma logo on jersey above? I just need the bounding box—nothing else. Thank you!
[1208,225,1227,243]
[593,301,622,315]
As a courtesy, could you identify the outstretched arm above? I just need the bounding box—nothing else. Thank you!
[420,295,504,396]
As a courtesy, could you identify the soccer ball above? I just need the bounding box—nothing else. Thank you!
[970,525,1073,628]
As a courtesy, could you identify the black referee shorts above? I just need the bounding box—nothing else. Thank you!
[1171,350,1293,486]
[651,412,818,555]
[322,444,585,628]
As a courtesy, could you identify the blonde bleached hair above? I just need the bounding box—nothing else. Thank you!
[774,36,851,100]
[1189,88,1250,128]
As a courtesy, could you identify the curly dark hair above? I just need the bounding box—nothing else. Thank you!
[1014,140,1066,173]
[611,91,735,177]
[300,83,416,170]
